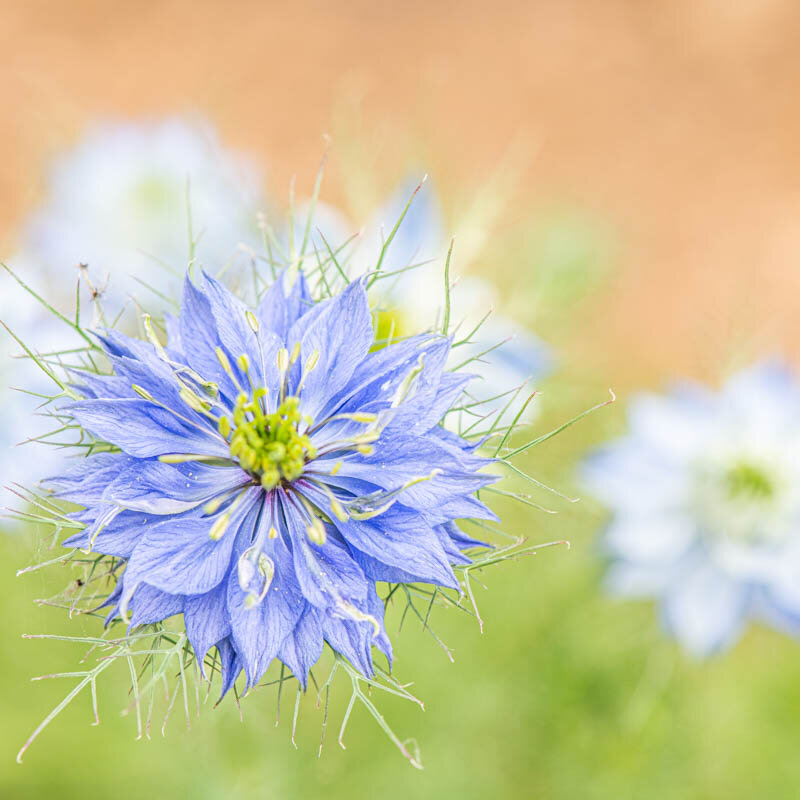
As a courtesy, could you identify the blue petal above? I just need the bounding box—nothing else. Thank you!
[297,483,458,588]
[121,487,261,607]
[70,369,133,400]
[215,637,242,700]
[102,460,249,514]
[226,509,306,689]
[281,496,370,611]
[440,520,488,551]
[366,584,392,663]
[184,582,231,673]
[411,371,471,434]
[322,439,496,510]
[66,398,229,459]
[103,352,184,407]
[47,452,136,504]
[63,509,152,559]
[323,619,372,674]
[322,613,377,678]
[432,523,473,566]
[319,333,436,419]
[257,269,314,341]
[277,606,324,688]
[164,313,183,353]
[179,276,241,401]
[198,272,281,387]
[289,279,373,419]
[129,584,183,627]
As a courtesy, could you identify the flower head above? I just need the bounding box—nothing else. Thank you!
[583,360,800,656]
[51,270,497,689]
[12,118,263,312]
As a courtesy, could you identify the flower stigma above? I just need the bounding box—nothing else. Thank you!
[221,393,316,489]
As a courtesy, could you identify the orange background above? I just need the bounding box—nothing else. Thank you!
[2,0,800,381]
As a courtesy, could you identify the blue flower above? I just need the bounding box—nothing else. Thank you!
[582,360,800,656]
[290,178,553,425]
[49,270,497,691]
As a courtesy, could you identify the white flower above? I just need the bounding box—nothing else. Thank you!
[583,360,800,656]
[0,282,73,501]
[11,117,264,313]
[293,178,553,428]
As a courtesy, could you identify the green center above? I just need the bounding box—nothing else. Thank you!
[220,393,316,490]
[725,461,774,501]
[130,175,180,213]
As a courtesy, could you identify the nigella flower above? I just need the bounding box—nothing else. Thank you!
[582,360,800,657]
[290,178,553,425]
[11,117,263,313]
[48,270,496,690]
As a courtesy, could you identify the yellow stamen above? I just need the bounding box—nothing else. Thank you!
[218,416,231,438]
[209,513,231,541]
[215,346,232,375]
[277,348,289,373]
[307,516,327,545]
[131,384,155,401]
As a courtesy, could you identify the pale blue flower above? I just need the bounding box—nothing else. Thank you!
[12,117,263,312]
[0,281,78,501]
[292,178,553,427]
[583,360,800,656]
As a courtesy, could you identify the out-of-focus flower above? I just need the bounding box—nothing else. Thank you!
[49,270,496,689]
[583,360,800,656]
[2,118,264,505]
[292,178,553,428]
[0,283,70,496]
[12,118,264,313]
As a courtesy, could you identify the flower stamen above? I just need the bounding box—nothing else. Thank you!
[223,394,316,489]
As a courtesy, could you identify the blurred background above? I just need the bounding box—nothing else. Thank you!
[2,1,800,797]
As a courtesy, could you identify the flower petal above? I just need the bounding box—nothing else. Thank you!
[184,582,231,673]
[291,279,373,419]
[662,558,750,657]
[103,460,249,515]
[277,606,324,688]
[121,487,261,607]
[66,398,229,459]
